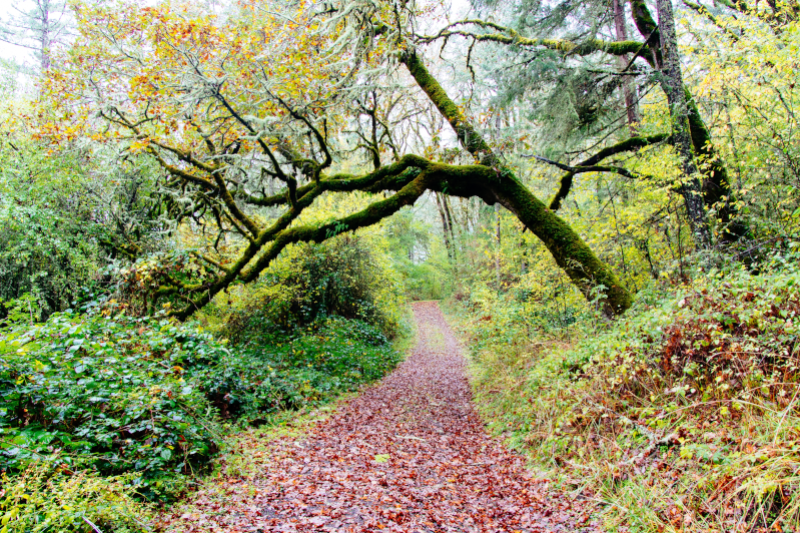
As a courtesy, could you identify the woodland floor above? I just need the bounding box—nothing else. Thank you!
[157,301,599,532]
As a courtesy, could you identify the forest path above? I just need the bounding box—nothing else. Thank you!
[162,301,598,532]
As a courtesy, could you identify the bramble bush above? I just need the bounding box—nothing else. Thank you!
[0,307,401,502]
[192,316,401,424]
[0,310,225,498]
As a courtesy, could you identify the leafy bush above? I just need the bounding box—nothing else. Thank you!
[457,248,800,532]
[0,311,223,497]
[0,200,101,325]
[0,304,401,500]
[208,316,400,423]
[0,463,150,533]
[0,131,167,326]
[221,236,406,339]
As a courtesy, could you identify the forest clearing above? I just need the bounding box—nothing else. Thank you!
[0,0,799,530]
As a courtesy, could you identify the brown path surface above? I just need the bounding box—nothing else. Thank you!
[161,301,598,532]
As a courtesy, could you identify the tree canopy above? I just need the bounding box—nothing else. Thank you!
[18,0,799,320]
[35,0,638,318]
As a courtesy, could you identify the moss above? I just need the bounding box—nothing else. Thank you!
[497,177,633,315]
[239,172,432,285]
[630,0,658,37]
[401,51,496,166]
[629,0,663,66]
[403,48,633,316]
[442,26,642,57]
[548,172,575,211]
[684,86,748,241]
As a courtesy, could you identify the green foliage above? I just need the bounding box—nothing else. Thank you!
[385,210,453,301]
[219,235,407,338]
[0,146,102,324]
[204,317,401,424]
[0,463,150,533]
[457,245,800,531]
[0,120,167,325]
[259,238,393,331]
[0,301,401,499]
[0,311,223,498]
[684,11,800,239]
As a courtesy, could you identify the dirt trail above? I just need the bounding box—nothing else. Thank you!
[162,301,598,532]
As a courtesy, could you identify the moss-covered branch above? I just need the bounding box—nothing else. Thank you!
[172,169,434,319]
[401,49,632,316]
[423,20,644,57]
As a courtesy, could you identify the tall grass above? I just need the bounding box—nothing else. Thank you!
[451,255,800,532]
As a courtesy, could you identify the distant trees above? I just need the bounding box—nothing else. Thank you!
[0,0,71,72]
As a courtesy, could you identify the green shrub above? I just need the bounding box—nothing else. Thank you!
[0,311,223,497]
[0,135,163,326]
[0,203,101,325]
[0,463,150,533]
[197,316,401,424]
[0,306,401,498]
[221,237,406,340]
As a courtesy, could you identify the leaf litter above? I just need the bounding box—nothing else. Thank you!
[157,302,599,532]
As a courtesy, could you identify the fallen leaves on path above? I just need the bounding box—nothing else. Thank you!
[157,302,599,532]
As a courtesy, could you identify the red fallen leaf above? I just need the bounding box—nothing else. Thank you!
[156,302,600,533]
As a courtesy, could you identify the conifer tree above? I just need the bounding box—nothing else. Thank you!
[0,0,71,72]
[426,0,748,244]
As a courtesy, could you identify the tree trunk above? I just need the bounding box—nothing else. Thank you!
[614,0,639,130]
[655,0,712,247]
[41,0,51,71]
[494,204,501,291]
[401,50,633,315]
[684,90,749,241]
[630,0,745,243]
[435,192,454,260]
[442,194,458,260]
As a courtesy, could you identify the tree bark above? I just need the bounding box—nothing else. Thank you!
[494,203,501,291]
[401,50,633,315]
[614,0,639,130]
[442,194,457,260]
[655,0,712,247]
[435,192,454,260]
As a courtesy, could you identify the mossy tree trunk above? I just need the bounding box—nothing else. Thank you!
[656,0,713,247]
[401,50,633,316]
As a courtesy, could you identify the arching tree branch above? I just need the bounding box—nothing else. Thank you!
[400,49,633,316]
[544,133,671,210]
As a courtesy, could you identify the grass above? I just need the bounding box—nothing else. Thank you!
[448,260,800,533]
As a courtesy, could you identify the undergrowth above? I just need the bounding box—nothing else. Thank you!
[0,312,401,531]
[0,233,407,531]
[0,465,149,533]
[453,249,800,532]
